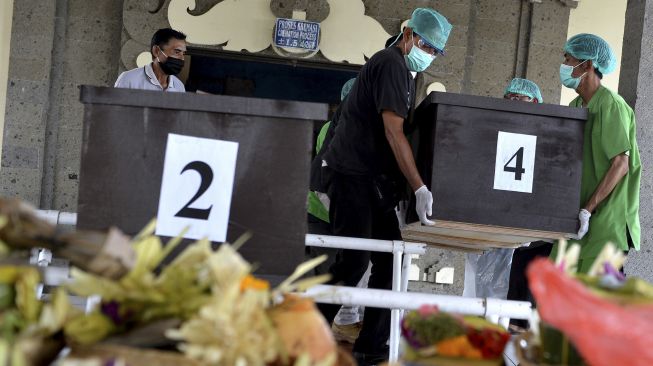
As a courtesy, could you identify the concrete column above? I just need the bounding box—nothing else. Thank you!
[0,0,123,210]
[0,0,57,206]
[526,0,573,104]
[463,0,523,97]
[45,0,124,211]
[0,1,14,158]
[619,0,653,281]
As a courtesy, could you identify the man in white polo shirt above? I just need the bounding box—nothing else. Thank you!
[115,28,187,92]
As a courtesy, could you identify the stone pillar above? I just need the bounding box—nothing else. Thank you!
[0,0,124,210]
[44,0,124,211]
[525,0,573,104]
[0,0,57,205]
[619,0,653,281]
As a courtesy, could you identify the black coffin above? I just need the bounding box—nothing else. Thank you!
[77,86,328,278]
[411,92,587,235]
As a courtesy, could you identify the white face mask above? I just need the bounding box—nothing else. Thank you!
[560,60,588,89]
[404,33,437,72]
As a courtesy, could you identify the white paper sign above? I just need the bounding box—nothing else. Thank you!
[493,131,537,193]
[156,133,238,242]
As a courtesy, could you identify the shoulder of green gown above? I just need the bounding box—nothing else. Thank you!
[592,85,633,112]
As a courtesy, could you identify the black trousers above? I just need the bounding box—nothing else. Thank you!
[318,171,401,354]
[507,241,552,328]
[306,213,339,276]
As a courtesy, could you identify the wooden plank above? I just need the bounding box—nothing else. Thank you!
[401,231,521,253]
[403,221,566,243]
[402,228,519,247]
[405,224,525,244]
[401,220,561,252]
[410,241,486,253]
[402,232,512,253]
[434,220,570,240]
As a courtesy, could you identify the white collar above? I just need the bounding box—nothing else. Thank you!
[145,62,175,89]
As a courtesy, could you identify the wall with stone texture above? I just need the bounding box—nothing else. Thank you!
[0,1,14,158]
[526,2,574,104]
[1,0,57,205]
[0,0,578,295]
[0,0,124,211]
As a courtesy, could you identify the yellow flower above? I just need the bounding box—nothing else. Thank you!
[239,275,270,292]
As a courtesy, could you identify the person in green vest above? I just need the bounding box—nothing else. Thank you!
[307,78,368,344]
[555,33,641,273]
[306,78,357,270]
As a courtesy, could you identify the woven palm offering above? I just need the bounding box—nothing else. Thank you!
[0,197,351,365]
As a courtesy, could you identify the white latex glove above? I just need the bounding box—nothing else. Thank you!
[395,200,408,229]
[415,185,435,226]
[576,209,591,240]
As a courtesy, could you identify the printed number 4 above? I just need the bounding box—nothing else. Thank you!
[504,147,525,181]
[175,161,214,220]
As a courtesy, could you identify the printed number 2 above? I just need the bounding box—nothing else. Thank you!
[175,161,213,220]
[503,147,525,181]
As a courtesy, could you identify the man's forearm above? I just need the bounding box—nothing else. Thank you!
[386,130,423,191]
[584,155,629,212]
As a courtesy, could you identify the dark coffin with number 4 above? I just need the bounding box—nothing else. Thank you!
[77,86,327,279]
[410,91,587,234]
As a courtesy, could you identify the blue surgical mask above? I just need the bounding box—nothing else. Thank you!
[404,34,436,72]
[560,60,588,89]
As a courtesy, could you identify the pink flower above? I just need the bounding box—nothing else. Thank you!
[418,304,439,317]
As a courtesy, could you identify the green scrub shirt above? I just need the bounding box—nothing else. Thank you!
[555,86,641,273]
[307,122,331,223]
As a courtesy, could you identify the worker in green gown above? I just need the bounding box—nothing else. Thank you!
[556,33,641,273]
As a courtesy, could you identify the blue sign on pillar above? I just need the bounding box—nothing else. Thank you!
[274,18,320,51]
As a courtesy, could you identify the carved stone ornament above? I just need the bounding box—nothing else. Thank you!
[319,0,390,64]
[168,0,277,52]
[165,0,390,65]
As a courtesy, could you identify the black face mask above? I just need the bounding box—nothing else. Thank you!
[157,48,184,75]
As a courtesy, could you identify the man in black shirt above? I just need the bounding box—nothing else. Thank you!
[319,8,452,364]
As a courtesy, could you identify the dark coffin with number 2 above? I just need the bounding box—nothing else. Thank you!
[411,91,587,235]
[77,86,327,279]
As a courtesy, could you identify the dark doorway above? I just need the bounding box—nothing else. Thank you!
[184,50,360,152]
[185,50,359,110]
